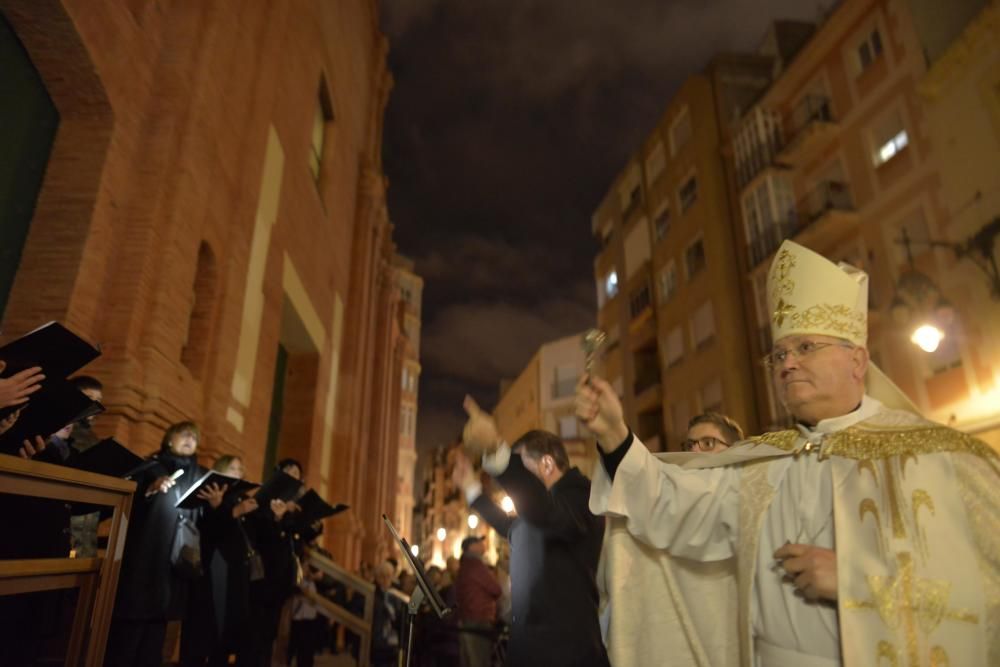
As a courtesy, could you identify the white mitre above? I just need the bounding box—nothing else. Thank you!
[766,240,919,413]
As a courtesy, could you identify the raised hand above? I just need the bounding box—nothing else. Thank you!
[0,361,45,409]
[774,543,838,601]
[462,395,500,459]
[197,482,228,509]
[575,375,629,452]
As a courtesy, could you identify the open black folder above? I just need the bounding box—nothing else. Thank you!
[254,470,304,505]
[288,489,348,528]
[174,471,260,510]
[66,437,145,479]
[0,322,101,421]
[0,378,104,455]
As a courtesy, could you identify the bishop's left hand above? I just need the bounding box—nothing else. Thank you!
[774,543,837,601]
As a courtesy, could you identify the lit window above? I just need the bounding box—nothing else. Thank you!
[876,130,908,165]
[664,326,684,367]
[870,111,909,167]
[605,271,619,299]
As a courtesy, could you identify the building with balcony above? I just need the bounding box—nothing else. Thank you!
[591,59,775,449]
[727,0,1000,441]
[493,332,599,472]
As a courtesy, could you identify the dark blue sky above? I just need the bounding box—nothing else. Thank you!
[380,0,824,452]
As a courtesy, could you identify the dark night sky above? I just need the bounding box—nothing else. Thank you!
[379,1,822,453]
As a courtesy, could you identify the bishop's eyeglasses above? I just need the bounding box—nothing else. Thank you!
[762,339,854,370]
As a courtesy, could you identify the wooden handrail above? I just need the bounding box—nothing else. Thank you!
[0,454,135,667]
[304,547,375,667]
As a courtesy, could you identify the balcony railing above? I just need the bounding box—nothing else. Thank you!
[785,95,833,142]
[736,135,785,190]
[746,181,855,267]
[800,180,854,222]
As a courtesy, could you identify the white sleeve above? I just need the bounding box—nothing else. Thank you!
[590,436,739,561]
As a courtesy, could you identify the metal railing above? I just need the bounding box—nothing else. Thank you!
[746,181,855,267]
[782,95,834,150]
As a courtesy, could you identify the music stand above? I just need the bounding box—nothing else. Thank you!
[382,514,451,667]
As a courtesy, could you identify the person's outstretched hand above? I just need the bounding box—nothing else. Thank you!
[575,375,630,452]
[462,395,501,459]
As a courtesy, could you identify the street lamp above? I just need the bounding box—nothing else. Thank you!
[436,527,446,542]
[467,514,479,529]
[410,544,420,557]
[910,324,944,353]
[500,496,515,513]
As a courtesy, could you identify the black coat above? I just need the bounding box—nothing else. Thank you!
[113,451,205,620]
[473,455,609,667]
[182,494,255,657]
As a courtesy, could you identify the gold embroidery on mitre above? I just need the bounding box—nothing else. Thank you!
[772,298,796,327]
[784,302,866,340]
[769,248,796,304]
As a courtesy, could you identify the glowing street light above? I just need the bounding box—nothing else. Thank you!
[410,544,420,557]
[500,495,515,514]
[467,514,479,529]
[436,527,446,542]
[911,324,944,353]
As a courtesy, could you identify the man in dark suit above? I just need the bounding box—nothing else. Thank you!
[453,397,610,667]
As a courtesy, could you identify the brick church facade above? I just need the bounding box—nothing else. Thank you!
[0,0,411,568]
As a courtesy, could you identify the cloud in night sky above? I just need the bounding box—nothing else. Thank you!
[380,0,825,453]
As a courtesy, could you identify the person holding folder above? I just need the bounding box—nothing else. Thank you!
[105,421,227,667]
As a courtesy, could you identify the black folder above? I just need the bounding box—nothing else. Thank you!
[295,489,348,523]
[174,471,261,510]
[0,378,104,455]
[0,322,101,419]
[254,470,304,505]
[66,438,145,479]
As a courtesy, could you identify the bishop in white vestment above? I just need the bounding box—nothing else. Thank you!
[580,241,1000,667]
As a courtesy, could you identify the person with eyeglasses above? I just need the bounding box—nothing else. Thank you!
[576,240,999,667]
[681,412,744,453]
